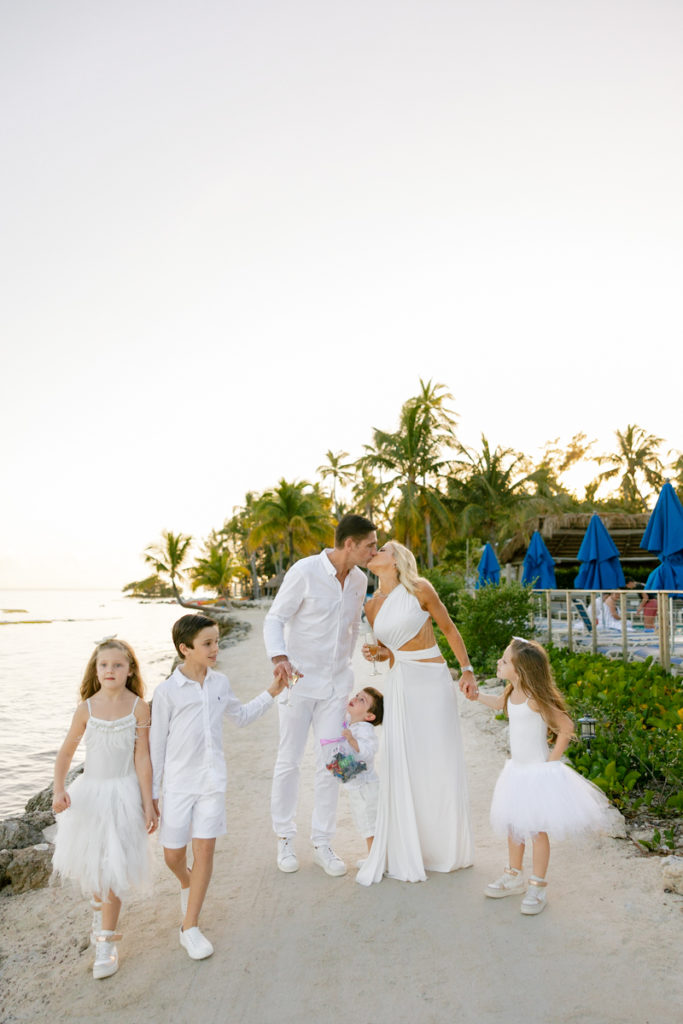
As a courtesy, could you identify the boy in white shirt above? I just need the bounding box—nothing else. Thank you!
[150,614,285,961]
[340,687,383,856]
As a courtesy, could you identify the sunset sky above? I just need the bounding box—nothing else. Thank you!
[2,1,681,588]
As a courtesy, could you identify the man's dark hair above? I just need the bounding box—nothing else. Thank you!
[172,614,218,656]
[364,686,384,726]
[335,514,376,548]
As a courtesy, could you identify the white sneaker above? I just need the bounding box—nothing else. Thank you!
[277,837,299,873]
[312,845,347,877]
[92,932,119,979]
[521,877,548,915]
[484,866,526,899]
[179,926,214,960]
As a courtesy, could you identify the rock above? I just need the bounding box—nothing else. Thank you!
[603,806,627,839]
[661,855,683,895]
[6,844,54,893]
[0,849,12,889]
[24,766,83,814]
[0,812,54,851]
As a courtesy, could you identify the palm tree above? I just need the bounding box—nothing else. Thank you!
[221,492,264,599]
[249,479,334,569]
[316,450,354,519]
[448,436,546,545]
[595,425,665,510]
[362,394,454,568]
[144,530,192,603]
[190,545,248,601]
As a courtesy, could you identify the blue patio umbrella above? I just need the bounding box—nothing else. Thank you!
[575,515,626,590]
[477,543,500,588]
[640,481,683,591]
[521,531,557,589]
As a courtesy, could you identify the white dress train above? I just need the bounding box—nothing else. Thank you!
[356,585,473,885]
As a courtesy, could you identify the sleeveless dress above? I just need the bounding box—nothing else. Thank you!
[356,585,473,885]
[52,698,151,898]
[489,699,611,842]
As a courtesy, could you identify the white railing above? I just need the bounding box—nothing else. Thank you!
[530,589,683,673]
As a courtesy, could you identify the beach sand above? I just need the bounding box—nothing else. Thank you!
[1,606,681,1024]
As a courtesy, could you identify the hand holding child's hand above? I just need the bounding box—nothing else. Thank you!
[52,789,70,814]
[144,805,159,834]
[342,728,352,742]
[269,672,289,698]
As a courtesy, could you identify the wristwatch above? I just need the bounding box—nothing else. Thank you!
[460,664,474,674]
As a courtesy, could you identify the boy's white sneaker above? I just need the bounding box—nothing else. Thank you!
[484,866,526,899]
[179,926,214,960]
[312,845,347,877]
[92,931,120,979]
[277,837,299,873]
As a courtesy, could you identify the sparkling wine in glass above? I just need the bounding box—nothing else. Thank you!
[285,666,301,705]
[365,630,380,675]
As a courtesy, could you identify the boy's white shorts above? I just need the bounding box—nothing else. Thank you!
[159,790,226,848]
[347,780,379,839]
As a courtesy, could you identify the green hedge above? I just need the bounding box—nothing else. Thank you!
[549,647,683,816]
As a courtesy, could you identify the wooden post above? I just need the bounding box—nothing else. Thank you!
[591,592,598,655]
[620,591,628,662]
[546,590,552,643]
[659,592,671,672]
[566,591,573,652]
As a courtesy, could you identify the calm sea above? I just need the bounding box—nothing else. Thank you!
[0,590,184,819]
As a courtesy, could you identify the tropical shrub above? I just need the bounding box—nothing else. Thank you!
[548,648,683,817]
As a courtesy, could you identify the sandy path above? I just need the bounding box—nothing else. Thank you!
[1,606,681,1024]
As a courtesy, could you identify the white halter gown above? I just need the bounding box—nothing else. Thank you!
[356,585,473,885]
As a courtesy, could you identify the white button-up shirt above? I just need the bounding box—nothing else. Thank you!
[149,666,273,798]
[263,550,367,700]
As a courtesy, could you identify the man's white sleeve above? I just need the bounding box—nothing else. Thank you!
[263,566,305,660]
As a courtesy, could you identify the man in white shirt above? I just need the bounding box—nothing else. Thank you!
[264,514,377,877]
[151,614,285,960]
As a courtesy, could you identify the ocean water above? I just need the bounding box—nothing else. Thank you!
[0,590,184,819]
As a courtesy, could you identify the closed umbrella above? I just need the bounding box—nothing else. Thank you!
[641,482,683,591]
[477,543,500,588]
[522,530,556,589]
[575,515,626,590]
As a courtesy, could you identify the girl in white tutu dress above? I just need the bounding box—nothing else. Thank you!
[52,639,158,979]
[474,637,610,915]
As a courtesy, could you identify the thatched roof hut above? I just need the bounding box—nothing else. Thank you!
[499,513,657,566]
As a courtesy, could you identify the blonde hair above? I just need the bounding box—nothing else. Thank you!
[80,639,145,701]
[385,540,421,596]
[503,637,572,740]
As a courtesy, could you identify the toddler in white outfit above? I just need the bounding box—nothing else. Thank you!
[341,687,383,854]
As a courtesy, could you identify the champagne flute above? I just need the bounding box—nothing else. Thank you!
[285,665,301,705]
[364,630,380,675]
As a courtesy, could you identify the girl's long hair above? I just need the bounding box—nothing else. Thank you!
[503,637,572,739]
[80,639,145,701]
[385,540,421,595]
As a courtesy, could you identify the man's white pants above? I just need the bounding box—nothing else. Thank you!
[271,691,349,846]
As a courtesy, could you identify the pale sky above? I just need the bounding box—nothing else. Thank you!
[2,0,682,588]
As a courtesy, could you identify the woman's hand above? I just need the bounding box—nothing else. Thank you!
[144,804,159,834]
[52,789,70,814]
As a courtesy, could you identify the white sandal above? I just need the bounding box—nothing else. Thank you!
[520,876,548,915]
[484,866,526,899]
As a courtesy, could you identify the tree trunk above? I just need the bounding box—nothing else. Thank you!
[250,553,261,599]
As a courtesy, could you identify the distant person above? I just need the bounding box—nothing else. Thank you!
[637,591,658,629]
[474,637,611,916]
[323,687,384,861]
[150,614,285,960]
[356,540,475,886]
[52,638,158,980]
[593,591,622,629]
[264,513,377,877]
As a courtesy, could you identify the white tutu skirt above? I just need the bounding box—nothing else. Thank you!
[52,773,152,900]
[490,759,611,843]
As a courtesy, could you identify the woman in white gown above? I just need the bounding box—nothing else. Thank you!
[356,541,476,885]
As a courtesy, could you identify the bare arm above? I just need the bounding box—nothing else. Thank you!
[476,691,506,711]
[530,701,575,761]
[416,580,477,697]
[134,700,158,833]
[52,703,89,813]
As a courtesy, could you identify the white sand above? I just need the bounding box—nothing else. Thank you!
[1,606,681,1024]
